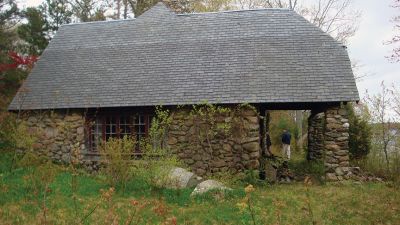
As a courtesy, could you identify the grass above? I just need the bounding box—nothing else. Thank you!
[0,152,399,224]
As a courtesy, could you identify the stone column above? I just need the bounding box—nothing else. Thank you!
[324,105,350,181]
[307,112,325,161]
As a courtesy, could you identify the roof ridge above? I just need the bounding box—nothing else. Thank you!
[62,18,136,27]
[177,7,291,16]
[61,7,291,27]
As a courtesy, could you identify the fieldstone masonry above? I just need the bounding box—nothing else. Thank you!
[307,112,325,161]
[324,106,351,181]
[21,105,352,181]
[167,107,260,176]
[24,111,86,164]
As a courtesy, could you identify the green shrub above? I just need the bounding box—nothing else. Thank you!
[133,155,183,195]
[347,104,372,160]
[289,159,325,184]
[0,113,37,152]
[242,170,262,186]
[0,113,39,172]
[99,136,135,192]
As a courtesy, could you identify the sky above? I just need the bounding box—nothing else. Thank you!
[347,0,399,98]
[18,0,400,100]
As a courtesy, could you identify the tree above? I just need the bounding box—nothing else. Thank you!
[125,0,232,17]
[127,0,159,17]
[69,0,106,22]
[0,0,30,109]
[347,103,371,160]
[40,0,73,35]
[233,0,360,44]
[392,84,400,120]
[0,0,18,28]
[0,0,18,51]
[364,82,396,170]
[17,8,49,55]
[0,52,37,72]
[386,0,400,62]
[164,0,193,13]
[191,0,232,12]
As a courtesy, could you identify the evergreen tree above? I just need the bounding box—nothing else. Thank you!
[0,0,18,50]
[0,0,29,109]
[39,0,73,35]
[347,103,372,160]
[17,7,49,55]
[71,0,106,22]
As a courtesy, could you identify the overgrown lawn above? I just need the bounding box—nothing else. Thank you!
[0,153,399,224]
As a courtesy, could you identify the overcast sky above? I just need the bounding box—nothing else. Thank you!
[347,0,399,99]
[20,0,399,99]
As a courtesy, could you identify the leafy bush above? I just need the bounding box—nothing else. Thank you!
[241,170,262,186]
[133,155,183,194]
[19,154,58,195]
[134,106,184,194]
[0,113,37,153]
[347,104,372,160]
[0,112,39,172]
[289,159,325,184]
[99,136,135,192]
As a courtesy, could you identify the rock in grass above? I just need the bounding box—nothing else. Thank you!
[166,167,203,189]
[191,180,231,196]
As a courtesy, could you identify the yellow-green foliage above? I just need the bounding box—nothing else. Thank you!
[0,113,37,152]
[99,136,135,191]
[190,102,232,136]
[141,106,172,155]
[21,158,58,197]
[137,106,184,190]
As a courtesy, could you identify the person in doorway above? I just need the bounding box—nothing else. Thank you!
[281,129,291,160]
[265,131,272,156]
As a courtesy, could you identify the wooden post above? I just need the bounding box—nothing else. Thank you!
[258,105,267,157]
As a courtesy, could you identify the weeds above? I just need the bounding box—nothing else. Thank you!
[237,184,257,225]
[0,113,38,171]
[304,176,317,225]
[99,136,136,192]
[18,152,58,225]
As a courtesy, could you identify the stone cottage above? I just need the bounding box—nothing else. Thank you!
[9,3,359,180]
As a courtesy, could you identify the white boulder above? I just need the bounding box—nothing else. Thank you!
[191,179,231,196]
[166,167,203,189]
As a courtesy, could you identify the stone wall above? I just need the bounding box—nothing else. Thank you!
[24,110,86,164]
[324,106,351,181]
[167,107,261,176]
[307,112,325,161]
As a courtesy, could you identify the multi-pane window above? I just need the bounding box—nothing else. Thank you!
[134,115,146,144]
[88,117,103,153]
[87,114,151,153]
[105,116,118,140]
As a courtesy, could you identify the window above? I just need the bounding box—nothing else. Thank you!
[87,113,151,154]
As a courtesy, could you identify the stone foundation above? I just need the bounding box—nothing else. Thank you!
[24,110,86,164]
[307,112,325,161]
[167,107,260,176]
[324,106,351,181]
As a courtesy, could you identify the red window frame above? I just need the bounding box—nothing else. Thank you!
[86,113,151,154]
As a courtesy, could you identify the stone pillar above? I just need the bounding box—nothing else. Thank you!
[324,105,350,181]
[307,112,325,161]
